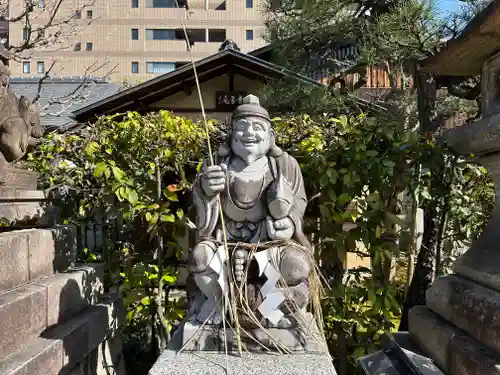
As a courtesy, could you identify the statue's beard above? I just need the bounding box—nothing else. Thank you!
[231,139,270,165]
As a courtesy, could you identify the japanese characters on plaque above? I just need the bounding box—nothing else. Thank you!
[215,91,247,111]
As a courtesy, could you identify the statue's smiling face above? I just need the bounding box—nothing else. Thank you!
[231,116,271,163]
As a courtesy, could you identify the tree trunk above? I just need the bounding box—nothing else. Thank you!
[399,200,438,330]
[399,69,440,331]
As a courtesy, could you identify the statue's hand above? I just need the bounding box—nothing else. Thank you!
[266,216,294,241]
[201,165,226,197]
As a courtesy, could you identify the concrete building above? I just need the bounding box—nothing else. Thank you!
[8,0,268,83]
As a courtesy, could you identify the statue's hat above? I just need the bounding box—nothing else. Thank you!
[232,94,270,122]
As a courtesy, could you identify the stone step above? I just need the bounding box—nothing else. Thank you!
[409,306,500,375]
[0,226,77,294]
[0,188,55,227]
[0,294,125,375]
[0,264,104,361]
[426,274,500,357]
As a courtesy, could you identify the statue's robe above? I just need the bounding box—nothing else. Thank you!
[192,151,311,249]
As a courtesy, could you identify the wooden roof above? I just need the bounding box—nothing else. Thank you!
[72,48,326,123]
[422,0,500,76]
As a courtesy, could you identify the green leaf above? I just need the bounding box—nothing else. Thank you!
[176,209,184,219]
[162,274,176,283]
[352,346,366,358]
[127,189,138,205]
[161,214,175,222]
[145,212,152,222]
[383,160,396,168]
[164,189,179,202]
[319,173,329,188]
[337,193,351,207]
[111,166,126,181]
[93,162,108,178]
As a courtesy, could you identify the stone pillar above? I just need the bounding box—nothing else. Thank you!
[405,50,500,374]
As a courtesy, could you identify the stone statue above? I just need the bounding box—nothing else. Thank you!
[188,94,314,331]
[0,60,43,163]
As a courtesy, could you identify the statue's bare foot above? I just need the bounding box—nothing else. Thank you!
[233,248,248,282]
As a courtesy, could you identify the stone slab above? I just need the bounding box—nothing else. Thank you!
[0,284,48,360]
[149,349,337,375]
[409,306,500,375]
[0,226,78,294]
[178,317,327,353]
[0,188,54,227]
[0,294,125,375]
[0,166,38,190]
[408,306,458,372]
[0,264,104,361]
[0,336,63,375]
[37,264,104,327]
[426,274,500,357]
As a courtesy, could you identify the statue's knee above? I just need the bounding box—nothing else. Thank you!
[188,240,217,273]
[279,248,312,284]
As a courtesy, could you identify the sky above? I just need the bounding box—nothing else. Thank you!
[434,0,461,15]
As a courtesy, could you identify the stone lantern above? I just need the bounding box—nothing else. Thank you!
[404,2,500,374]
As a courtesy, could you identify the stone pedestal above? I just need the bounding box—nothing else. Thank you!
[149,331,336,375]
[149,314,336,375]
[0,184,126,375]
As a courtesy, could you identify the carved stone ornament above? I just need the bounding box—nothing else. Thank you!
[0,60,43,165]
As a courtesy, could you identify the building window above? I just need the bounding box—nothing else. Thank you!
[132,0,139,7]
[131,62,139,73]
[37,61,45,74]
[86,42,93,51]
[38,0,45,8]
[215,1,226,10]
[146,0,176,8]
[74,42,81,51]
[86,10,93,18]
[246,0,253,8]
[23,61,30,74]
[131,28,139,40]
[145,29,175,40]
[74,10,81,19]
[23,27,28,41]
[246,29,253,40]
[146,62,176,74]
[175,62,189,68]
[208,29,226,43]
[184,29,206,43]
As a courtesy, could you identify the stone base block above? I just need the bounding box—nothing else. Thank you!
[0,294,126,375]
[0,226,78,293]
[0,264,104,361]
[149,345,336,375]
[409,306,500,375]
[178,313,327,353]
[0,188,54,227]
[0,166,38,190]
[426,274,500,356]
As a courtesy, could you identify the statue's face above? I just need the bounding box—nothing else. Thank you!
[231,116,271,163]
